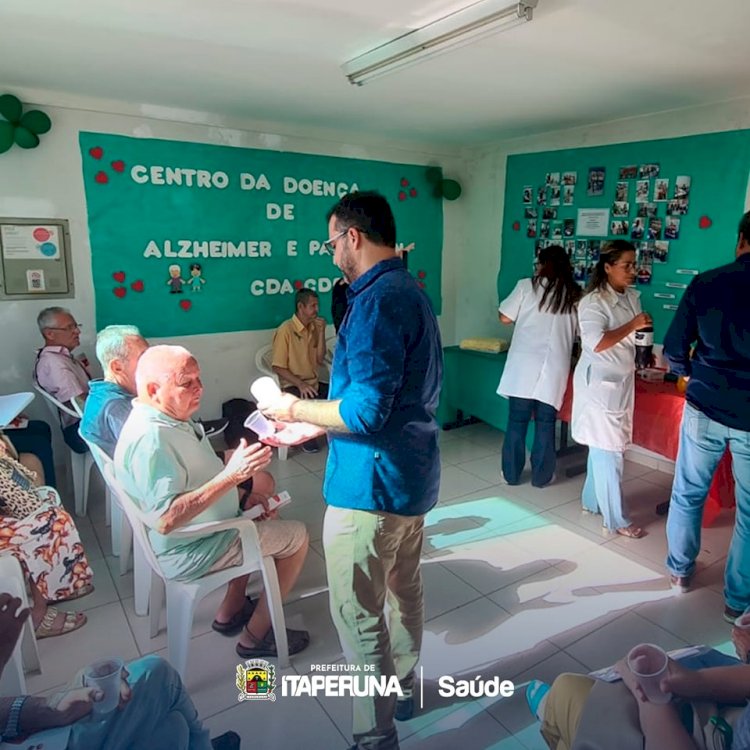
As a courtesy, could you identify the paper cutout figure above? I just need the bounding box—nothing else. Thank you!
[188,263,206,292]
[167,264,185,294]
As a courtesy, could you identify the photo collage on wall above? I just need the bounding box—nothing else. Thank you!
[522,164,691,286]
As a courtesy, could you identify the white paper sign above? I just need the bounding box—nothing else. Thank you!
[576,208,610,237]
[1,224,61,259]
[26,269,45,291]
[663,304,679,310]
[654,293,675,299]
[676,268,699,275]
[666,282,687,289]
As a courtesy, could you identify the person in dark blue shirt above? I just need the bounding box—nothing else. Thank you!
[260,191,442,750]
[664,209,750,621]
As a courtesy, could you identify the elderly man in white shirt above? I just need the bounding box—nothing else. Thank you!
[33,306,91,454]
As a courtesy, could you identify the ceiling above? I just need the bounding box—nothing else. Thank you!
[2,0,750,145]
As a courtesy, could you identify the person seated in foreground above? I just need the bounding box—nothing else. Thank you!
[1,418,57,488]
[114,345,310,657]
[526,627,750,749]
[33,307,90,454]
[80,324,149,459]
[0,593,240,749]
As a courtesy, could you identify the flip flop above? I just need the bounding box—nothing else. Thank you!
[50,583,95,604]
[212,596,256,636]
[235,626,310,658]
[525,680,550,720]
[35,607,87,639]
[616,525,645,539]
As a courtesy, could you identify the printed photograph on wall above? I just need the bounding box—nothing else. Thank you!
[636,242,653,285]
[573,260,586,282]
[527,219,537,238]
[615,181,629,201]
[674,175,691,199]
[524,207,538,218]
[668,199,689,215]
[540,220,550,238]
[546,172,560,187]
[612,201,629,217]
[635,180,650,203]
[654,240,670,262]
[574,240,587,259]
[587,240,601,261]
[619,165,638,179]
[523,185,533,204]
[563,185,575,205]
[637,202,658,218]
[648,217,663,240]
[563,218,575,237]
[654,178,669,201]
[631,216,645,240]
[639,163,660,178]
[563,171,577,185]
[550,185,561,206]
[537,186,547,205]
[552,221,563,240]
[543,207,557,220]
[587,166,606,196]
[665,217,680,239]
[611,219,629,235]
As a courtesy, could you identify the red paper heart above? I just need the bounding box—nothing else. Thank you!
[111,160,125,173]
[418,270,426,279]
[400,178,409,187]
[398,191,407,201]
[409,188,418,198]
[112,271,126,283]
[89,147,104,160]
[179,299,192,311]
[699,215,712,229]
[130,280,144,292]
[512,221,521,231]
[293,280,303,290]
[418,281,426,289]
[95,171,108,184]
[113,286,126,298]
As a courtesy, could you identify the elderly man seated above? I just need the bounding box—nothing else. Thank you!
[80,325,149,459]
[33,306,90,453]
[114,345,310,657]
[0,593,240,749]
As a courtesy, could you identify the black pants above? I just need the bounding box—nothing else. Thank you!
[6,419,57,488]
[62,421,89,455]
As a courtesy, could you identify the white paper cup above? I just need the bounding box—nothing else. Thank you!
[84,658,124,715]
[244,410,275,439]
[627,644,671,704]
[250,376,281,404]
[734,607,750,630]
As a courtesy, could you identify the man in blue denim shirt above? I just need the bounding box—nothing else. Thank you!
[261,191,442,750]
[664,210,750,620]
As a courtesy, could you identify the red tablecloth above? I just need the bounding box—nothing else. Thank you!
[557,377,734,526]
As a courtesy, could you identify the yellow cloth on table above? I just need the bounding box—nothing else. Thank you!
[459,337,509,354]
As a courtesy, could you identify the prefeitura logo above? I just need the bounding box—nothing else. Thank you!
[236,658,277,702]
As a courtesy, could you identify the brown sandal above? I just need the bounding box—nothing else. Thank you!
[35,607,87,639]
[616,525,645,539]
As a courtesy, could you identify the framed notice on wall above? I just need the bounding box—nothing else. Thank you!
[0,218,74,299]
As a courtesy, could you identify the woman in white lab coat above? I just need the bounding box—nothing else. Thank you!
[571,240,652,538]
[497,244,581,486]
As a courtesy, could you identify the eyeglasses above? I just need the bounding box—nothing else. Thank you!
[614,262,637,270]
[323,229,348,253]
[46,323,82,332]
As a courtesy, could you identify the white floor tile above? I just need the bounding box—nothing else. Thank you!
[439,438,498,467]
[438,465,493,503]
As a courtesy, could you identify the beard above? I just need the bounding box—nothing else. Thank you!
[337,243,358,284]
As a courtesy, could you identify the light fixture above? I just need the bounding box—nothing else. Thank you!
[342,0,538,86]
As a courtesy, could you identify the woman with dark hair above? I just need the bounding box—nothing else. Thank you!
[571,240,652,538]
[497,245,581,486]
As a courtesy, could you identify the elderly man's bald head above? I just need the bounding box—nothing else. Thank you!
[136,345,203,421]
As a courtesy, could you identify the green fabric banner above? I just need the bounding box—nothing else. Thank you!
[79,132,443,337]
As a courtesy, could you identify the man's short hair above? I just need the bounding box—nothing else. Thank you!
[37,306,69,333]
[739,211,750,243]
[295,288,318,310]
[135,345,193,394]
[95,325,142,372]
[326,191,396,248]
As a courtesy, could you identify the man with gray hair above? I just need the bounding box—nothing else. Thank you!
[80,324,149,458]
[34,306,90,453]
[115,345,309,656]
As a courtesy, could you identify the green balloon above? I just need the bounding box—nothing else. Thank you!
[425,166,442,184]
[0,94,22,124]
[442,179,462,201]
[21,110,51,134]
[14,126,40,149]
[0,121,14,153]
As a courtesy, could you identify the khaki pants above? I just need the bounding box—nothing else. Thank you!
[541,674,594,750]
[323,506,425,750]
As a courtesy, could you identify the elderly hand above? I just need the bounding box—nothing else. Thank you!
[732,627,750,663]
[259,391,301,422]
[244,495,278,521]
[224,439,272,483]
[615,657,648,702]
[53,666,131,725]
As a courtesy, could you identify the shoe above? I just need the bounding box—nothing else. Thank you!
[300,439,320,454]
[212,596,256,636]
[211,731,241,750]
[532,472,557,489]
[525,680,550,721]
[615,524,645,539]
[236,626,310,658]
[724,605,744,624]
[394,694,414,721]
[669,575,691,594]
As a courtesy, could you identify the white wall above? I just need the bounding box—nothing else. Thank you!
[457,96,750,340]
[0,90,467,426]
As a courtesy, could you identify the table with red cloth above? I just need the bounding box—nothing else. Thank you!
[558,378,734,526]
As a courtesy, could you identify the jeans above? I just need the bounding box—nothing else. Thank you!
[666,403,750,610]
[502,397,557,486]
[6,419,57,488]
[581,447,629,530]
[323,506,425,750]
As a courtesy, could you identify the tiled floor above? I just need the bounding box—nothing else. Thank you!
[28,422,738,749]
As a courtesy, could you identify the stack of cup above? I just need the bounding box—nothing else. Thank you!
[626,643,671,704]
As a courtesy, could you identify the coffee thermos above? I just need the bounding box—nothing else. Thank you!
[634,326,653,370]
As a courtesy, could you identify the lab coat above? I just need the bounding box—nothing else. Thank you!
[496,278,578,410]
[572,284,641,452]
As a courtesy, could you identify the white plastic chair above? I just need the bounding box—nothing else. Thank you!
[33,384,94,517]
[0,554,41,695]
[104,464,290,676]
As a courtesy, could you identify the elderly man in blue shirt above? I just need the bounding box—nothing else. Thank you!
[261,191,442,750]
[664,209,750,621]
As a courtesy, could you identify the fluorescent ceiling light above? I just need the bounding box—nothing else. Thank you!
[342,0,538,86]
